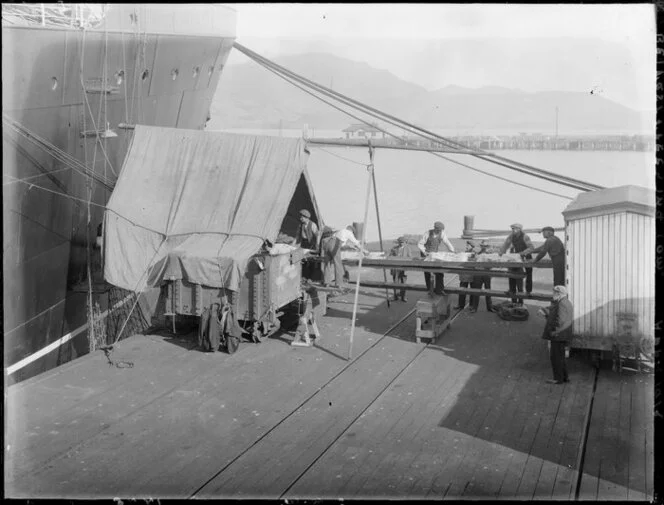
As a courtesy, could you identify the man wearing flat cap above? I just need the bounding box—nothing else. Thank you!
[389,236,412,301]
[499,223,534,303]
[539,285,574,384]
[295,209,321,280]
[417,221,455,295]
[524,226,566,287]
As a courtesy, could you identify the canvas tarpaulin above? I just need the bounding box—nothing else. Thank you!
[104,125,310,292]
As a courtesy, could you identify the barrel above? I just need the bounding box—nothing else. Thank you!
[462,215,475,239]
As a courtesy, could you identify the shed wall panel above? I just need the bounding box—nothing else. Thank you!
[568,210,655,351]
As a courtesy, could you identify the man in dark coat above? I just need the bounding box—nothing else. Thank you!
[527,226,566,287]
[295,209,321,281]
[539,285,574,384]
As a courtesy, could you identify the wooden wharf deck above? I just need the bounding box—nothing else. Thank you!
[5,281,654,500]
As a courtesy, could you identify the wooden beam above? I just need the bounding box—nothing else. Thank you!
[341,258,552,270]
[354,280,554,301]
[306,138,477,155]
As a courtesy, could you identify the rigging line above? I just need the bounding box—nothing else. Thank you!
[79,73,118,178]
[235,43,603,192]
[257,55,599,193]
[242,43,604,192]
[110,237,167,347]
[244,52,594,192]
[250,61,577,199]
[2,166,71,186]
[4,175,109,209]
[429,152,574,200]
[2,114,115,190]
[313,146,367,166]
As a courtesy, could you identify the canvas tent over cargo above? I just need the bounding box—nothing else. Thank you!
[103,125,322,294]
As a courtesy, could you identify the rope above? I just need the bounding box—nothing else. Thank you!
[2,166,71,186]
[237,42,604,192]
[251,63,574,200]
[2,115,115,190]
[234,42,604,193]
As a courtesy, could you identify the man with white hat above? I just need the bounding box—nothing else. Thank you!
[539,285,574,384]
[499,223,534,303]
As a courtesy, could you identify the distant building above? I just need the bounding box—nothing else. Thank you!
[342,123,385,139]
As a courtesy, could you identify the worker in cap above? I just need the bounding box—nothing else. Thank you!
[454,241,477,310]
[522,226,566,288]
[499,222,534,303]
[295,209,321,281]
[539,284,574,384]
[417,221,455,296]
[389,236,412,302]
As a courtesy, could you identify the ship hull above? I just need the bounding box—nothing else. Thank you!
[3,4,236,382]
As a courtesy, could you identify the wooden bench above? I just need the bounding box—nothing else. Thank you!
[415,295,452,343]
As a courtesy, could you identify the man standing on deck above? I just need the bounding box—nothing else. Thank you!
[499,223,534,304]
[469,240,494,313]
[418,221,455,295]
[389,236,411,301]
[320,225,368,288]
[335,225,368,283]
[295,209,321,281]
[454,241,476,309]
[525,226,566,288]
[539,285,573,384]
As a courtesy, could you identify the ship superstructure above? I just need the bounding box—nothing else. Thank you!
[3,3,237,382]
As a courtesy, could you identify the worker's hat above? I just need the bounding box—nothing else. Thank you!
[299,209,311,218]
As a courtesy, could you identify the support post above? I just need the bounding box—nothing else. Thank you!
[349,160,374,361]
[368,140,391,308]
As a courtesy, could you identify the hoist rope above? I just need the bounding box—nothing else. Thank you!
[233,42,604,193]
[248,52,575,200]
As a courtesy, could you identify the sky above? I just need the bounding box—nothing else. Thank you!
[225,3,656,112]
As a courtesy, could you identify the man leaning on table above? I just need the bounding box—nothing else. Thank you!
[417,221,455,296]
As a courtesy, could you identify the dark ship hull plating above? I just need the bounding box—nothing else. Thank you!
[3,4,237,383]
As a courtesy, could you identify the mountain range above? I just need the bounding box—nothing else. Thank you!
[209,52,652,134]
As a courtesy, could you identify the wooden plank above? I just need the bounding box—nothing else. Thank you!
[195,336,424,498]
[461,376,524,497]
[498,378,548,497]
[355,281,554,301]
[343,258,554,269]
[7,288,400,498]
[577,369,611,501]
[6,335,200,481]
[551,368,595,499]
[596,372,625,500]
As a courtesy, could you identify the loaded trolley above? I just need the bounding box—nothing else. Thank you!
[163,247,308,354]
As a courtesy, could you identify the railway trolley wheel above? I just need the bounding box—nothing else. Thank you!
[226,334,240,354]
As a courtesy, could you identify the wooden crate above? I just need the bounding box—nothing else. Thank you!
[415,295,452,343]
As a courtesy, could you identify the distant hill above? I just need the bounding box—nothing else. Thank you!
[209,52,651,133]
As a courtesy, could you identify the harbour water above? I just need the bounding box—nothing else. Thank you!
[216,129,656,242]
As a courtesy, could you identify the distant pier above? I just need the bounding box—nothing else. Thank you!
[307,133,655,152]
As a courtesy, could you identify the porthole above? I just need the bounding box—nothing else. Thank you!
[141,69,149,81]
[114,70,125,86]
[51,77,58,90]
[208,65,214,76]
[171,69,179,81]
[192,66,200,78]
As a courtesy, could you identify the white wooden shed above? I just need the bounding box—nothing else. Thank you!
[562,185,655,353]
